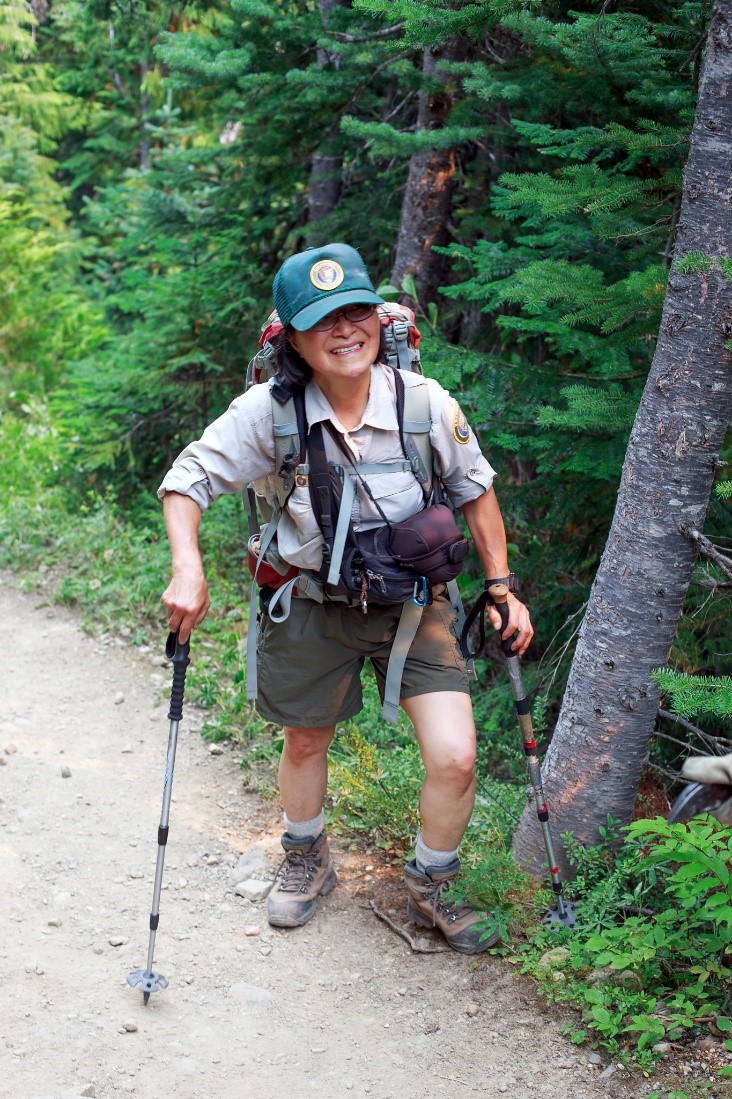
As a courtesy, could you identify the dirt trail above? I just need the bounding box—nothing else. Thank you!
[0,578,653,1099]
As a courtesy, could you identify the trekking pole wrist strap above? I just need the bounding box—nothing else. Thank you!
[459,582,514,659]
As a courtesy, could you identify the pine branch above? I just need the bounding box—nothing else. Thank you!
[656,707,732,755]
[681,525,732,581]
[334,22,405,43]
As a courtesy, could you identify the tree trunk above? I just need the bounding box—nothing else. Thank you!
[307,153,343,229]
[305,0,348,239]
[390,38,468,306]
[511,0,732,878]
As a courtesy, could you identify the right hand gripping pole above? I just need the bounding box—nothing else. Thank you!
[165,632,190,721]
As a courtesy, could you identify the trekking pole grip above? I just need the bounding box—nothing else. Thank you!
[485,583,516,657]
[165,632,190,721]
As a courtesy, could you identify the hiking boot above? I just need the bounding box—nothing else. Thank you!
[404,858,501,955]
[267,833,337,928]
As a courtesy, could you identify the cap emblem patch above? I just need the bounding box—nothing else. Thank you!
[310,259,344,291]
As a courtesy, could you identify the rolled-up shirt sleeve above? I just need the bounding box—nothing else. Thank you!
[427,380,496,507]
[157,384,277,511]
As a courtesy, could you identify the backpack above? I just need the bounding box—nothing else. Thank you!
[242,303,471,721]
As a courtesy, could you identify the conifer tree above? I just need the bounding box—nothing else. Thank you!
[390,35,470,305]
[511,0,732,875]
[0,0,89,399]
[306,0,350,237]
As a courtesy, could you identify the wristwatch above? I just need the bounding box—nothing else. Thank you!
[485,574,519,593]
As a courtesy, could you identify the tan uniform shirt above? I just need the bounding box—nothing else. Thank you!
[157,365,495,572]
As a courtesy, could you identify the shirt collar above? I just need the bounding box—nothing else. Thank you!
[304,364,399,432]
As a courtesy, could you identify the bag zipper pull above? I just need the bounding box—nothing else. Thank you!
[359,571,369,614]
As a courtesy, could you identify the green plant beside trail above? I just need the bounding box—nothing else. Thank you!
[522,817,732,1076]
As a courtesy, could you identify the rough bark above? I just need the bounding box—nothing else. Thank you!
[390,38,469,306]
[305,0,348,239]
[512,0,732,878]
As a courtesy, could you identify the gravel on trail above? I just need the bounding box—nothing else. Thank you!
[0,578,657,1099]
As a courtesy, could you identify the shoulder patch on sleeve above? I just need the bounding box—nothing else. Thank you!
[452,400,470,444]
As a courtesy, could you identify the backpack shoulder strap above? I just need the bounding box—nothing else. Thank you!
[394,368,433,499]
[270,381,308,507]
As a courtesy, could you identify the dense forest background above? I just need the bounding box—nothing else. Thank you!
[2,0,732,1070]
[3,0,728,774]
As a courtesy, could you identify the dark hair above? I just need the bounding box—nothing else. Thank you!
[273,330,312,388]
[273,324,390,390]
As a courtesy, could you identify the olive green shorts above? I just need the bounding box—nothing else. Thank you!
[255,589,471,728]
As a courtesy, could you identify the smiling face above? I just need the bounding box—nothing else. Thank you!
[288,305,381,392]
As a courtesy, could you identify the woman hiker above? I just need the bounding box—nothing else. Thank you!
[158,242,533,954]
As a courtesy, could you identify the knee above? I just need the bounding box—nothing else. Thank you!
[282,727,332,766]
[433,743,476,792]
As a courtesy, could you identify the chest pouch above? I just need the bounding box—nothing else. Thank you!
[308,422,469,609]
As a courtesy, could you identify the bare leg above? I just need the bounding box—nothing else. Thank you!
[278,725,336,824]
[401,692,477,851]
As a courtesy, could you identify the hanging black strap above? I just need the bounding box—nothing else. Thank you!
[306,420,337,558]
[391,364,409,465]
[459,584,514,660]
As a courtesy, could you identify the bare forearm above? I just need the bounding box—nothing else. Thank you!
[161,492,210,641]
[163,492,205,575]
[461,488,534,655]
[460,488,509,578]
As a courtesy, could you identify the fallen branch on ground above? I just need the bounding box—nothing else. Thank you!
[369,900,448,953]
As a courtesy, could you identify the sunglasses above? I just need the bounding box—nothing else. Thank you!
[309,304,377,332]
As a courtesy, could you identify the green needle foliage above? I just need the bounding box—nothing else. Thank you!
[0,0,92,400]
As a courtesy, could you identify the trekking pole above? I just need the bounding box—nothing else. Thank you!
[127,631,190,1003]
[461,583,577,929]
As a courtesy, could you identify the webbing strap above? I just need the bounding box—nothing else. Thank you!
[447,578,465,634]
[393,322,412,373]
[382,599,425,724]
[327,472,354,586]
[271,388,307,506]
[272,420,298,437]
[267,577,299,622]
[400,377,432,496]
[325,461,413,587]
[352,461,412,475]
[245,584,259,700]
[446,578,475,680]
[246,507,285,701]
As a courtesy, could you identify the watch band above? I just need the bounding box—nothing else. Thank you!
[485,573,519,593]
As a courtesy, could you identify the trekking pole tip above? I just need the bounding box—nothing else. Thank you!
[127,968,169,1002]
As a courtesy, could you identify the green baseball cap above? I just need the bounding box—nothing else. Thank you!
[273,243,384,331]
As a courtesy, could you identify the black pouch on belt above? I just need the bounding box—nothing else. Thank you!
[385,503,469,583]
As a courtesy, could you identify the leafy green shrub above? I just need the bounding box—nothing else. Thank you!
[525,816,732,1071]
[328,676,422,855]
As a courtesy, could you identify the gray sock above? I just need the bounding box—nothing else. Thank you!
[415,833,459,874]
[284,811,324,840]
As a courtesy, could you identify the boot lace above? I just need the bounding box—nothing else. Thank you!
[274,850,320,895]
[428,880,476,926]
